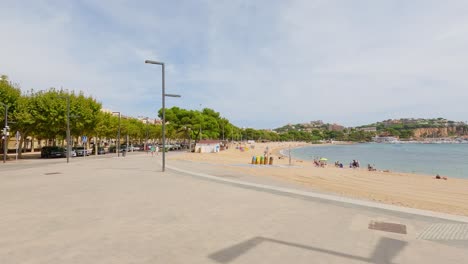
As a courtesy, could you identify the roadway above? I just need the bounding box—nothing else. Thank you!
[0,153,467,263]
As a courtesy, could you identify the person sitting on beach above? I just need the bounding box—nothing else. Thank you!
[314,159,320,167]
[434,174,448,180]
[320,161,327,168]
[339,163,343,168]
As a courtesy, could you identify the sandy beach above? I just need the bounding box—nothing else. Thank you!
[170,142,468,216]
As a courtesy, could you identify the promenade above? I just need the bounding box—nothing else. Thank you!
[1,153,467,263]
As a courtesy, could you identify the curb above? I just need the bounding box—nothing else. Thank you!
[167,164,468,223]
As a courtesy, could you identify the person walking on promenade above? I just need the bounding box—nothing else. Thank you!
[155,145,159,156]
[150,145,156,156]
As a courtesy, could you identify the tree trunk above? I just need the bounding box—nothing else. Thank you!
[18,135,25,158]
[95,136,98,155]
[31,136,35,152]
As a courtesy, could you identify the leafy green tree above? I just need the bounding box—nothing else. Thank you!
[0,75,21,115]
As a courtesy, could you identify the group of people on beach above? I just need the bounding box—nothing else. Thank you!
[434,174,448,180]
[333,160,361,169]
[350,160,360,168]
[367,164,377,171]
[334,161,344,168]
[332,160,378,171]
[314,159,327,168]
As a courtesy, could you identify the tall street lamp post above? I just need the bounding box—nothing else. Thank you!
[199,104,202,141]
[1,103,8,163]
[145,59,181,172]
[112,112,121,157]
[144,117,149,153]
[58,95,71,163]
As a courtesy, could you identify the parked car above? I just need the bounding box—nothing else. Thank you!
[60,147,77,157]
[108,145,126,153]
[67,149,77,157]
[131,145,141,151]
[73,147,90,156]
[41,146,66,158]
[92,147,106,155]
[71,149,77,157]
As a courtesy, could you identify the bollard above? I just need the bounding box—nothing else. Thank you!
[256,156,260,165]
[264,156,268,165]
[252,156,256,164]
[269,156,273,165]
[260,156,264,165]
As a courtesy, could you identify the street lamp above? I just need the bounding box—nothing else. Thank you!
[145,59,181,172]
[199,104,202,141]
[112,112,121,157]
[144,117,149,153]
[58,95,71,163]
[1,102,8,163]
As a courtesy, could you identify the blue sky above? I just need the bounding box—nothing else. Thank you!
[1,0,468,128]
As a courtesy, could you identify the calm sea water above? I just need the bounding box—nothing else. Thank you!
[290,143,468,179]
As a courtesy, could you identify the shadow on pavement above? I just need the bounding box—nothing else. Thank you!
[209,236,407,264]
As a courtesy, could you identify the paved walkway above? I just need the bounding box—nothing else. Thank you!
[0,154,467,263]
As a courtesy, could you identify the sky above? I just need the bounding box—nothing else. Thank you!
[1,0,468,128]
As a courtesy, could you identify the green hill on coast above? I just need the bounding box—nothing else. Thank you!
[274,118,468,142]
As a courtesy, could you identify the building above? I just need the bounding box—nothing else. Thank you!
[137,116,156,124]
[195,140,222,153]
[327,123,345,131]
[372,136,399,143]
[309,120,324,127]
[358,127,377,132]
[382,119,402,127]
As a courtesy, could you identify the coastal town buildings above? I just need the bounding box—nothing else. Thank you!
[327,123,345,131]
[372,136,399,143]
[358,127,377,132]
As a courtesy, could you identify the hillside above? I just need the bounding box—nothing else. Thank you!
[273,118,468,141]
[361,118,468,139]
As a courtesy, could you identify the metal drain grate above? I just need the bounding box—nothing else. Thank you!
[44,172,62,175]
[418,224,468,240]
[369,221,407,234]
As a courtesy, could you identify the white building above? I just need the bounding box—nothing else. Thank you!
[195,140,222,153]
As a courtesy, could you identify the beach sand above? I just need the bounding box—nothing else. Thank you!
[170,142,468,216]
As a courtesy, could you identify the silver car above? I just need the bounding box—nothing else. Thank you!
[73,147,90,156]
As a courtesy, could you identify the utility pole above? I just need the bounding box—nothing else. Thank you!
[145,59,181,172]
[2,103,8,163]
[59,93,71,163]
[112,112,121,157]
[222,122,225,141]
[199,104,202,142]
[126,134,129,154]
[66,96,71,163]
[144,117,149,153]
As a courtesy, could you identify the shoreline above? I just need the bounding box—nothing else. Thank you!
[280,142,467,180]
[169,142,468,216]
[275,141,355,157]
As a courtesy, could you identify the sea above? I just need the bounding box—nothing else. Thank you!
[289,143,468,179]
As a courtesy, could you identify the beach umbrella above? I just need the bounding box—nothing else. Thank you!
[319,158,328,161]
